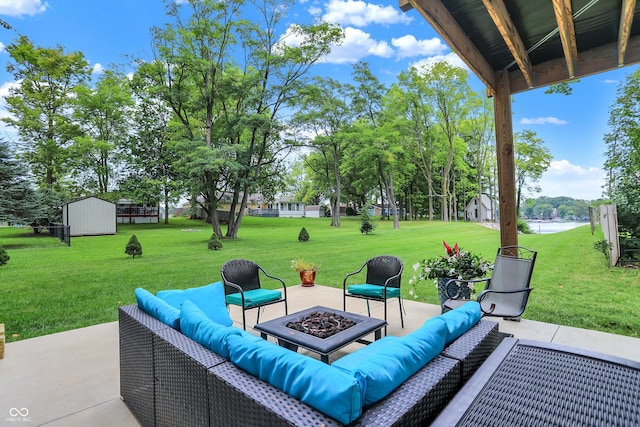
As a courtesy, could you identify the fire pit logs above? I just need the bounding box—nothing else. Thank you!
[286,311,356,339]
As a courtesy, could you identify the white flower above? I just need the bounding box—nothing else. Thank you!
[412,262,420,271]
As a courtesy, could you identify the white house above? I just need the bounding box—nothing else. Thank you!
[305,205,326,218]
[465,194,498,222]
[63,196,116,236]
[267,197,305,218]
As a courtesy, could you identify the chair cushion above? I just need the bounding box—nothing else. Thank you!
[226,334,362,424]
[438,301,482,344]
[225,288,282,308]
[179,300,259,358]
[157,282,233,326]
[135,287,180,329]
[333,317,447,406]
[347,284,401,299]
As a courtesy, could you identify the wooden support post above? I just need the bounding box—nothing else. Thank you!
[493,70,519,248]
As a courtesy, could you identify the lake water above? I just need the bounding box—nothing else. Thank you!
[526,221,590,234]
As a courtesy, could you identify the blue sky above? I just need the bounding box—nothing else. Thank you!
[0,0,637,201]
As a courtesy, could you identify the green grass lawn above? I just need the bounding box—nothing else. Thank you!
[0,216,638,342]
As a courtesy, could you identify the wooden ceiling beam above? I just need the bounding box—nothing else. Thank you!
[482,0,534,89]
[509,34,640,93]
[552,0,578,78]
[618,0,637,66]
[400,0,497,93]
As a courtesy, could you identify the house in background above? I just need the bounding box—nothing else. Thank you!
[116,199,160,224]
[465,194,498,222]
[63,196,116,236]
[305,205,326,218]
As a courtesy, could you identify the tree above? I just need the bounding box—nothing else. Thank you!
[71,70,134,194]
[125,235,142,258]
[603,69,640,236]
[208,234,223,250]
[0,139,39,224]
[298,227,310,242]
[513,130,552,215]
[3,36,91,190]
[359,209,375,234]
[0,245,9,266]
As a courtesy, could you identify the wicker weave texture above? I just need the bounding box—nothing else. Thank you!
[442,319,500,382]
[119,305,169,427]
[455,343,640,426]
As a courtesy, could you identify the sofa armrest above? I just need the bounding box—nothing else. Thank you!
[118,305,171,427]
[441,319,500,383]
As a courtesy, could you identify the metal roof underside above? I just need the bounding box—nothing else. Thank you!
[400,0,640,94]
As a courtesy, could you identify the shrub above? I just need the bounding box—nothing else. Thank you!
[125,234,142,258]
[360,210,375,234]
[517,218,531,234]
[593,239,612,259]
[208,234,223,250]
[0,245,9,266]
[298,227,309,242]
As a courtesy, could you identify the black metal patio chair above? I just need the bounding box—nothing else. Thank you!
[221,259,287,330]
[343,255,404,334]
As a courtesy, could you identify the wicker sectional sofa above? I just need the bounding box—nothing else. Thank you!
[119,304,502,426]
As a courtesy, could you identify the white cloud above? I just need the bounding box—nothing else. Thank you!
[603,79,619,84]
[91,63,105,75]
[322,0,413,27]
[0,0,48,16]
[0,42,5,53]
[520,116,569,125]
[537,159,605,200]
[392,35,447,59]
[322,27,393,64]
[308,6,323,16]
[410,52,469,72]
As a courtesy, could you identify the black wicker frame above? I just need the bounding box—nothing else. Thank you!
[119,304,501,426]
[431,338,640,426]
[343,255,404,334]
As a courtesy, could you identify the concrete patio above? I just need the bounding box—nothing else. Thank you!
[2,284,640,426]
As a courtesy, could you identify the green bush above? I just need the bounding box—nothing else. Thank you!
[208,234,223,250]
[0,245,9,266]
[298,227,309,242]
[125,234,142,258]
[517,218,531,234]
[593,239,612,259]
[360,210,375,235]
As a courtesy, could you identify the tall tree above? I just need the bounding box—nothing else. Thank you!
[603,69,640,236]
[0,139,39,224]
[71,70,134,194]
[2,36,91,190]
[513,130,552,215]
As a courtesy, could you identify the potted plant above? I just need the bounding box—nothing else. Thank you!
[410,241,493,307]
[291,259,320,287]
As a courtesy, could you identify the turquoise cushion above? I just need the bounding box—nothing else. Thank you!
[135,287,180,329]
[226,334,362,424]
[438,301,482,344]
[347,284,401,299]
[225,288,282,308]
[333,317,447,406]
[157,282,233,327]
[179,300,248,359]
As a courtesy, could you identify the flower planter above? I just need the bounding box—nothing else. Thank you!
[299,270,316,287]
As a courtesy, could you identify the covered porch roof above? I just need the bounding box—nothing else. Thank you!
[399,0,640,245]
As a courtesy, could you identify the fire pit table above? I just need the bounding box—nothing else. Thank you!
[254,305,387,363]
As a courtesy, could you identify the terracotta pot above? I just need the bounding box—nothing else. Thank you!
[299,270,316,287]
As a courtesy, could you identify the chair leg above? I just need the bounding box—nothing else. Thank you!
[256,307,262,325]
[241,309,247,331]
[398,297,404,328]
[365,300,371,317]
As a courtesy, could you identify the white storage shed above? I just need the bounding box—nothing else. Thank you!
[63,196,117,236]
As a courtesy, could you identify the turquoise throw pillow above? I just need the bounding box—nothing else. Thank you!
[437,301,481,343]
[179,300,244,359]
[333,317,447,406]
[225,288,282,308]
[157,282,233,327]
[347,284,401,299]
[135,287,180,329]
[226,334,362,424]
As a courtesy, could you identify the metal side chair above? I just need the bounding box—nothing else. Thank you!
[343,255,404,334]
[443,246,537,320]
[221,259,288,330]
